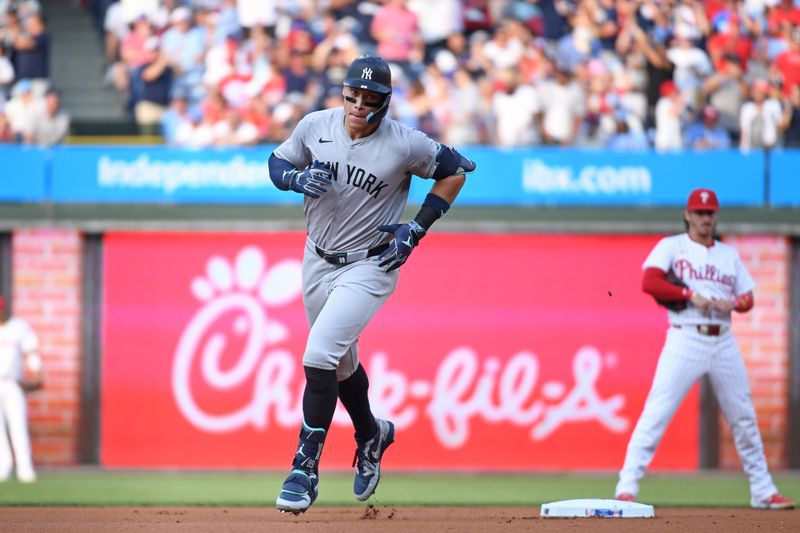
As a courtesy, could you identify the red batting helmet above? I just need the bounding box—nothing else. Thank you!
[686,188,720,211]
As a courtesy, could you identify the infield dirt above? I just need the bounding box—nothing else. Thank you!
[0,506,797,532]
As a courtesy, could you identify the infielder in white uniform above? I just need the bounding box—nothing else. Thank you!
[0,295,43,483]
[268,55,476,514]
[615,189,794,510]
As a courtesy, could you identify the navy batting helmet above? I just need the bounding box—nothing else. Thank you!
[343,55,392,124]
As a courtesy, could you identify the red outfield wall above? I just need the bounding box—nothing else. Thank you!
[99,232,698,471]
[13,230,791,470]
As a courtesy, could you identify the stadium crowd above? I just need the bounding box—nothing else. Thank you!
[0,0,69,145]
[4,0,800,150]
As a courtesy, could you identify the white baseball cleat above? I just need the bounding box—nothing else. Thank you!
[17,471,37,484]
[751,493,795,510]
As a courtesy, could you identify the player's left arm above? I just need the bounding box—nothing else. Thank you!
[377,145,475,272]
[715,250,756,314]
[715,290,753,314]
[732,291,754,313]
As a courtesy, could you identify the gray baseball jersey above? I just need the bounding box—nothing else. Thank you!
[273,107,440,252]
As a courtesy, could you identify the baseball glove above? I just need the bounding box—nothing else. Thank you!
[656,270,689,312]
[19,378,43,393]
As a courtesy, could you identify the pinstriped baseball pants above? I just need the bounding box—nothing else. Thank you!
[616,326,777,501]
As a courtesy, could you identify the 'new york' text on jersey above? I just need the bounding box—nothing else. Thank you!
[274,108,440,251]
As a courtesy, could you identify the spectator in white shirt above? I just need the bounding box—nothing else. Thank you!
[30,87,69,146]
[482,19,525,72]
[491,67,540,147]
[666,27,712,105]
[119,0,159,24]
[4,79,39,143]
[740,79,785,150]
[204,29,251,88]
[443,66,483,146]
[539,64,585,145]
[103,0,128,72]
[654,79,688,151]
[237,0,278,35]
[212,107,258,146]
[407,0,463,62]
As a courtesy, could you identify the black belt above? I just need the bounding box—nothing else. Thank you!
[315,243,389,265]
[672,324,725,336]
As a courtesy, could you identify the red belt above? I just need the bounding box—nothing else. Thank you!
[672,324,724,336]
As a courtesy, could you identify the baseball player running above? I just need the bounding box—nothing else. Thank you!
[615,189,794,510]
[269,55,475,514]
[0,295,43,483]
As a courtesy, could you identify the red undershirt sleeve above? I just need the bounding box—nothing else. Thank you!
[642,267,692,301]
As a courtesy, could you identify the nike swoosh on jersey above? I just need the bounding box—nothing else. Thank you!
[319,138,333,143]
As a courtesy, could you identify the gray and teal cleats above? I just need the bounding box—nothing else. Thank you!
[352,418,395,501]
[276,421,325,514]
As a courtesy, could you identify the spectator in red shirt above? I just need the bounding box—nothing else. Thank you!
[707,14,753,72]
[775,27,800,97]
[767,0,800,36]
[704,0,729,23]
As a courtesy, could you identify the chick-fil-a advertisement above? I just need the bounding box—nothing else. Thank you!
[100,232,698,470]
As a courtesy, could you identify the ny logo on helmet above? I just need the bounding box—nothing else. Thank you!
[361,68,373,80]
[700,191,709,203]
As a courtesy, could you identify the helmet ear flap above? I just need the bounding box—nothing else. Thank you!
[366,94,391,124]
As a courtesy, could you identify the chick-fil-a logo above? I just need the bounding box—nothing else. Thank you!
[172,246,304,433]
[172,247,629,446]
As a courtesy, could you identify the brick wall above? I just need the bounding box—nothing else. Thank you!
[723,235,791,470]
[12,229,82,466]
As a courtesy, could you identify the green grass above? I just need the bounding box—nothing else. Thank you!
[0,470,798,507]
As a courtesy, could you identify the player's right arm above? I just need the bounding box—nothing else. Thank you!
[268,155,333,199]
[642,238,712,315]
[642,267,692,302]
[268,115,333,198]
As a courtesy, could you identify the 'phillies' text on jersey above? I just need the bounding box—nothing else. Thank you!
[672,259,736,288]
